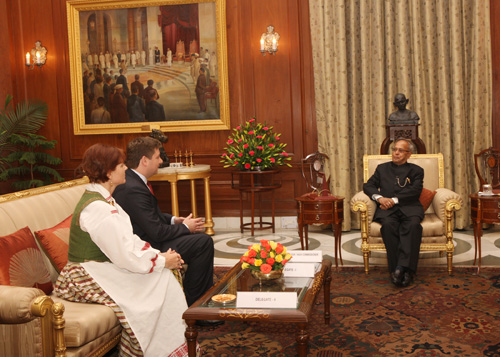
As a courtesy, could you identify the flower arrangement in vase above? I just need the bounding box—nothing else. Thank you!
[221,117,292,171]
[240,239,292,280]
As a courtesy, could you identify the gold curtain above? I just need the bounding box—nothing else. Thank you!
[309,0,492,229]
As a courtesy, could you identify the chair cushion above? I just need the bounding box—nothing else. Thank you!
[370,213,444,238]
[34,215,72,273]
[420,188,437,212]
[51,295,120,348]
[0,227,53,295]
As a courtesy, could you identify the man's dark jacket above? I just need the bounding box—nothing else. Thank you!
[113,169,190,251]
[363,161,424,221]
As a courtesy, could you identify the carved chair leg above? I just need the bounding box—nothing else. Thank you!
[363,252,370,274]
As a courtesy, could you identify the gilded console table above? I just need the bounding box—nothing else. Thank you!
[149,164,214,235]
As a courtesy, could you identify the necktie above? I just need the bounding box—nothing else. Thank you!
[147,181,155,196]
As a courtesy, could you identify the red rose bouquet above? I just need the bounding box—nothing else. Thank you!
[240,239,292,273]
[221,117,292,170]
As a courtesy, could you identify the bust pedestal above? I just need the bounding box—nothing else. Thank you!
[380,123,426,154]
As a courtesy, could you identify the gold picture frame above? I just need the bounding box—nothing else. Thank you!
[67,0,229,135]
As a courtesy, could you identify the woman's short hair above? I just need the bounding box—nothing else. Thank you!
[81,144,125,183]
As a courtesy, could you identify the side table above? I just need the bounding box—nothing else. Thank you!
[470,193,500,271]
[295,195,344,267]
[149,165,214,235]
[231,170,281,235]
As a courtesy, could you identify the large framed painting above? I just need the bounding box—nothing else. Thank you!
[67,0,229,135]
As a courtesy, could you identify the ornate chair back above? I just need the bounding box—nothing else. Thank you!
[474,147,500,189]
[301,151,330,195]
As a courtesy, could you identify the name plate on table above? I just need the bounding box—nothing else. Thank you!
[288,250,322,262]
[236,292,297,308]
[283,263,316,277]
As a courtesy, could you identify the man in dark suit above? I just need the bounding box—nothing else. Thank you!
[145,91,166,121]
[363,138,424,287]
[113,137,216,309]
[116,68,129,95]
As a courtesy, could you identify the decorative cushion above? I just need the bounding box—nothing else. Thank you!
[34,215,71,273]
[0,227,53,294]
[420,188,437,212]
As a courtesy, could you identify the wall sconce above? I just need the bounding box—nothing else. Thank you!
[260,25,280,56]
[25,41,47,70]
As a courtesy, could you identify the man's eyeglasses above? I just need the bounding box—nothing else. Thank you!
[391,148,410,153]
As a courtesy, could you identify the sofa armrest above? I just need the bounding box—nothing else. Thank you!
[0,285,45,323]
[432,188,463,222]
[0,285,67,356]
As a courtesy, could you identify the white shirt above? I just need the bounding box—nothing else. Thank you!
[80,183,165,273]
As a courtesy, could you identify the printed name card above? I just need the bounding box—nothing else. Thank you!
[283,263,316,277]
[288,250,322,262]
[236,292,297,308]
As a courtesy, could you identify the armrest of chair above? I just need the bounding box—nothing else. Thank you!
[0,285,45,323]
[432,188,463,246]
[351,192,377,245]
[350,191,376,222]
[432,188,463,222]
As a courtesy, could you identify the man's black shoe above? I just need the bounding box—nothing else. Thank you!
[195,320,224,327]
[401,271,414,287]
[391,267,404,287]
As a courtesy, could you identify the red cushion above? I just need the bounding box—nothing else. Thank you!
[34,215,72,273]
[0,227,53,294]
[419,188,436,211]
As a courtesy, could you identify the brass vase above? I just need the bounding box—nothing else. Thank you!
[251,269,283,281]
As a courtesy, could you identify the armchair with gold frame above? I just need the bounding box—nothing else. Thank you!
[351,153,463,275]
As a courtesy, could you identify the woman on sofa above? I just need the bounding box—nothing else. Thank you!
[54,143,193,357]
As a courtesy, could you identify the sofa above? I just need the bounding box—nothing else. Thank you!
[0,177,122,356]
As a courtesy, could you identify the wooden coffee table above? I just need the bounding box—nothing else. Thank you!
[182,259,332,356]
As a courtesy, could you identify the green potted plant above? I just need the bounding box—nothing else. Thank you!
[0,95,63,190]
[0,133,63,190]
[0,95,48,172]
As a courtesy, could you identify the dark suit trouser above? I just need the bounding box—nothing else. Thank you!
[378,209,422,273]
[161,233,214,306]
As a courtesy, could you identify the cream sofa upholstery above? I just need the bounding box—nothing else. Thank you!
[351,153,463,275]
[0,178,121,356]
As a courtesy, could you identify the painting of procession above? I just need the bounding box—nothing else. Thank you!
[67,0,229,134]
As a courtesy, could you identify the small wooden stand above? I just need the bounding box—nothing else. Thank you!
[231,170,281,235]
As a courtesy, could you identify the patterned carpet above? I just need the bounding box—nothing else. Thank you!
[196,266,500,356]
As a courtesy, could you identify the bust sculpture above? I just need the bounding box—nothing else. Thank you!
[388,93,420,124]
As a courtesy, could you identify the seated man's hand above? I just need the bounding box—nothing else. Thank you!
[183,213,206,233]
[377,197,395,210]
[161,248,184,270]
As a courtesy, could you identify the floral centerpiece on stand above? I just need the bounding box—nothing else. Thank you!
[221,117,292,170]
[240,239,292,280]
